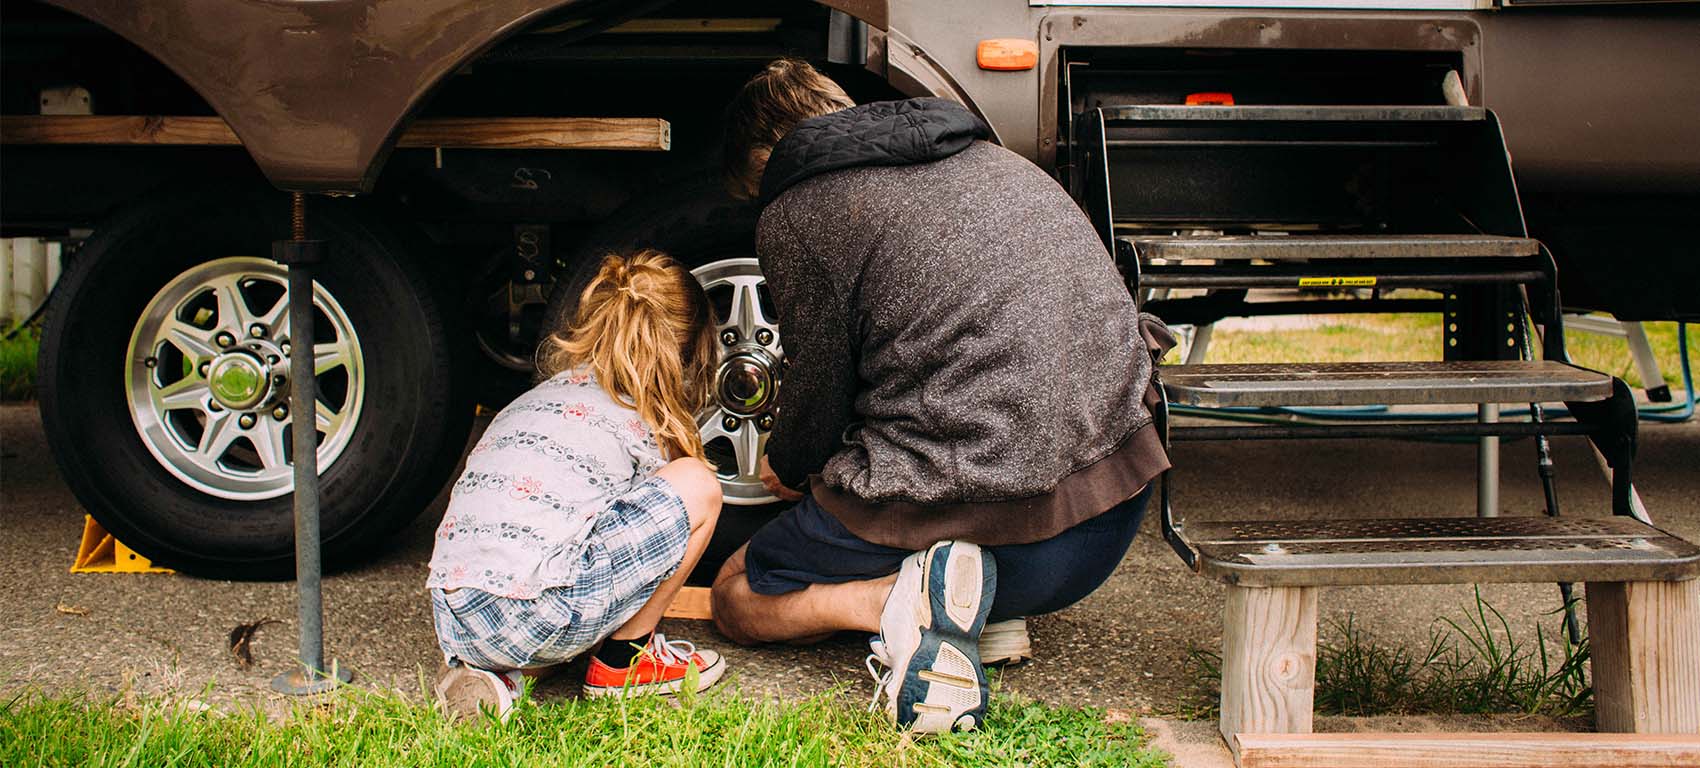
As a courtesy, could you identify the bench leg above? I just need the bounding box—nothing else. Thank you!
[1220,585,1319,756]
[1587,580,1700,734]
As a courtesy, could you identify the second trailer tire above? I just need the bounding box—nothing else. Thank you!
[38,191,473,579]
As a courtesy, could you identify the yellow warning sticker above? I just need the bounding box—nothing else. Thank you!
[1298,276,1377,288]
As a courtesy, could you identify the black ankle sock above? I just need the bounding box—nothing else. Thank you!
[595,634,649,668]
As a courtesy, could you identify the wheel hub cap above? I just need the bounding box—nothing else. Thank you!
[716,349,777,416]
[208,353,269,410]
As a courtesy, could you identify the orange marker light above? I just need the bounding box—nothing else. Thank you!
[1185,92,1235,106]
[977,39,1038,71]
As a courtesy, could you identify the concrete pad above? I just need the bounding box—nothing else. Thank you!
[3,402,1697,748]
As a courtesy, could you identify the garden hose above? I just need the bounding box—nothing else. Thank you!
[1170,322,1693,431]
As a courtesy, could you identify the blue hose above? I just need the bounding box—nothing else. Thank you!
[1172,322,1693,427]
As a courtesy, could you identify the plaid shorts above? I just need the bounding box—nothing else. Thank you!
[430,477,691,670]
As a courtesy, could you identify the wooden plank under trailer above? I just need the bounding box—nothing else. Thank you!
[0,115,671,151]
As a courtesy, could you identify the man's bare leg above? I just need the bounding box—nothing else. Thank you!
[710,542,896,645]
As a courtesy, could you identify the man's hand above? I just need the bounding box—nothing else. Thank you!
[759,455,804,502]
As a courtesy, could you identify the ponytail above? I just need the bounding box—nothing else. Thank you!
[537,251,718,462]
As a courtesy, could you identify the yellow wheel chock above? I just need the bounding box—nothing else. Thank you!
[70,515,173,574]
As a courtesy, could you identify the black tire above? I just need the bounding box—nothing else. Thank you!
[38,189,473,580]
[543,179,775,584]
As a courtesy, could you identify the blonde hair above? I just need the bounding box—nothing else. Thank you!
[538,250,717,462]
[723,58,856,200]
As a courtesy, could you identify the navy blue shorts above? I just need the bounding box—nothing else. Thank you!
[743,485,1152,622]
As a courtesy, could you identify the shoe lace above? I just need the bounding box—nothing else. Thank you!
[646,633,696,666]
[863,636,891,712]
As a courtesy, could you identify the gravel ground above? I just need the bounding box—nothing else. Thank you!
[3,401,1696,741]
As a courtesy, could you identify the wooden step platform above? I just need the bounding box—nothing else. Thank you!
[1233,732,1700,768]
[1161,361,1611,408]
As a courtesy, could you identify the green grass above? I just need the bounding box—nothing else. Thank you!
[0,684,1167,768]
[1199,313,1696,393]
[1179,590,1591,720]
[0,327,38,402]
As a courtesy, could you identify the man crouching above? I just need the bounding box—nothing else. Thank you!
[710,59,1171,733]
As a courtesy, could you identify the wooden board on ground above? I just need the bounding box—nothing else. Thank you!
[664,586,713,620]
[1234,732,1700,768]
[0,115,671,151]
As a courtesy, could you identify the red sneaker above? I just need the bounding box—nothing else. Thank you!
[583,633,726,698]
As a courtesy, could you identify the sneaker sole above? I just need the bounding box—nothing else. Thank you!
[896,541,996,733]
[582,655,727,699]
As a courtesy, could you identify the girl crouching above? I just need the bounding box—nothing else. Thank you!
[428,250,725,719]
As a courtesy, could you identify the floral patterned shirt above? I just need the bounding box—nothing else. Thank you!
[426,369,667,599]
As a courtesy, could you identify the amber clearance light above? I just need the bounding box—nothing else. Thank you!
[976,39,1037,71]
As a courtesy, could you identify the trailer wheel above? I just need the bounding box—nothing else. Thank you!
[38,191,472,579]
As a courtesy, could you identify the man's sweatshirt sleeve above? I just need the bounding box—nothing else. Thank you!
[758,208,858,491]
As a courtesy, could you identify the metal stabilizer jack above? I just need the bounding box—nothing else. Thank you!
[270,192,353,695]
[1520,286,1583,646]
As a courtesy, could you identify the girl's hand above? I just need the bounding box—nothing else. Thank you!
[759,455,804,502]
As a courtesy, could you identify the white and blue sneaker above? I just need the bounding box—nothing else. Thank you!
[866,540,997,733]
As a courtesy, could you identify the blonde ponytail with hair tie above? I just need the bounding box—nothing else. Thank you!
[535,250,718,464]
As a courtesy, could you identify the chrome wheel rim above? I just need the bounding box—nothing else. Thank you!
[125,257,365,500]
[692,257,782,506]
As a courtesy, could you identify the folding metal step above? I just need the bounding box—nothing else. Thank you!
[1080,104,1524,246]
[1182,516,1700,588]
[1162,360,1613,408]
[1098,104,1486,125]
[1128,234,1540,262]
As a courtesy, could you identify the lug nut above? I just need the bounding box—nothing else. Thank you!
[215,331,235,348]
[144,356,158,369]
[238,413,256,429]
[758,414,774,430]
[273,375,286,387]
[755,328,774,345]
[249,323,267,338]
[272,405,289,421]
[280,342,292,355]
[719,329,738,346]
[209,400,224,412]
[267,355,280,365]
[721,415,739,432]
[198,361,211,377]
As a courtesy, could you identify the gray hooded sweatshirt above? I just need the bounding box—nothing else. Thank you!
[757,97,1169,549]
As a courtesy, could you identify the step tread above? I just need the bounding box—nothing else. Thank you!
[1162,360,1611,407]
[1099,105,1486,123]
[1186,516,1700,587]
[1126,234,1539,261]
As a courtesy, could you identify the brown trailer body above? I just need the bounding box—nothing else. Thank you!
[17,1,1699,196]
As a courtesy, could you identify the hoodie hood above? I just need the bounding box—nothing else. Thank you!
[757,97,993,206]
